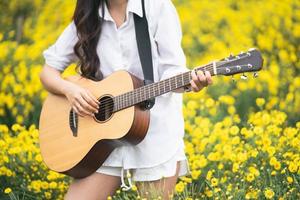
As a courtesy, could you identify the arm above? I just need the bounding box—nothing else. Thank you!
[40,65,99,117]
[39,64,73,95]
[41,22,99,117]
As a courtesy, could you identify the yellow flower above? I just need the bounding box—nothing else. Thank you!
[228,106,236,115]
[211,178,219,187]
[271,171,276,176]
[131,185,138,191]
[245,189,258,199]
[206,170,213,180]
[246,173,255,182]
[41,182,49,189]
[232,163,239,173]
[256,98,266,107]
[230,126,239,135]
[219,95,235,105]
[205,189,213,197]
[288,162,298,173]
[287,176,293,184]
[269,157,277,166]
[0,125,9,133]
[107,196,112,200]
[274,161,281,170]
[205,98,215,108]
[4,187,12,194]
[45,192,52,199]
[264,188,275,199]
[175,181,185,193]
[191,170,201,180]
[49,182,58,189]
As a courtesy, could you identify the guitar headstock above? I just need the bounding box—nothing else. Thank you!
[216,48,264,77]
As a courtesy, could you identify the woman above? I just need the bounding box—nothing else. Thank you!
[40,0,212,199]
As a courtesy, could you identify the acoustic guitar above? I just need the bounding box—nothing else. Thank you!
[39,48,263,178]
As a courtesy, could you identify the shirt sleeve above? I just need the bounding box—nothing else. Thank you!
[154,0,189,81]
[42,21,78,72]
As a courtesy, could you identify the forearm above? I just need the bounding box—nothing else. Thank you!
[39,64,72,96]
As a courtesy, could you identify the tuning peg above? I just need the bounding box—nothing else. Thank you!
[241,73,248,80]
[253,72,259,78]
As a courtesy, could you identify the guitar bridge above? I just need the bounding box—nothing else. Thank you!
[69,109,78,137]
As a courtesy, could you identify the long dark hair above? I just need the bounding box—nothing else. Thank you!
[73,0,105,81]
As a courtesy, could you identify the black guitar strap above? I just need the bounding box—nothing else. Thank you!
[133,0,155,110]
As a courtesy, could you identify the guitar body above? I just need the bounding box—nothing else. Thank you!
[39,70,150,178]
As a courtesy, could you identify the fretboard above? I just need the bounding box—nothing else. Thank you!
[113,62,217,112]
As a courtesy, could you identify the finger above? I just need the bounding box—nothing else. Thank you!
[82,92,99,112]
[74,101,93,117]
[190,79,201,92]
[77,95,97,114]
[205,71,213,85]
[72,106,84,117]
[86,90,100,106]
[197,70,208,87]
[191,70,202,89]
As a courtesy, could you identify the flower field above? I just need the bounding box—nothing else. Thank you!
[0,0,299,199]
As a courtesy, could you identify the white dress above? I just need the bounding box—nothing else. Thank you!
[43,0,190,182]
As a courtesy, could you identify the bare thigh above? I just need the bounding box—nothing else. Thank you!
[137,162,180,200]
[64,172,121,200]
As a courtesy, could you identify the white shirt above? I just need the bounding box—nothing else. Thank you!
[43,0,188,169]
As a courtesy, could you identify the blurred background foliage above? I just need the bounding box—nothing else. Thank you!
[0,0,299,199]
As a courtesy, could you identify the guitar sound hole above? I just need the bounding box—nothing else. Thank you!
[94,95,114,122]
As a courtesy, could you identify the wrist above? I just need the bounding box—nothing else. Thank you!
[60,80,74,96]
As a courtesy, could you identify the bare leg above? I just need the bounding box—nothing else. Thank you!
[137,162,180,200]
[64,172,121,200]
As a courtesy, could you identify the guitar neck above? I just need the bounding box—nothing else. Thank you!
[113,62,217,112]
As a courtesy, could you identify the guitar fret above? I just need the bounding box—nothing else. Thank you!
[150,85,152,99]
[123,93,126,109]
[139,88,142,103]
[128,92,132,107]
[135,91,138,104]
[158,82,161,95]
[120,94,122,110]
[116,96,119,111]
[153,84,157,96]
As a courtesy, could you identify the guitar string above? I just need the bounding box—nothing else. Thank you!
[95,62,216,108]
[95,63,213,108]
[94,64,218,116]
[93,64,217,116]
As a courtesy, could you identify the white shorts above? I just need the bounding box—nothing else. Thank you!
[96,147,190,182]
